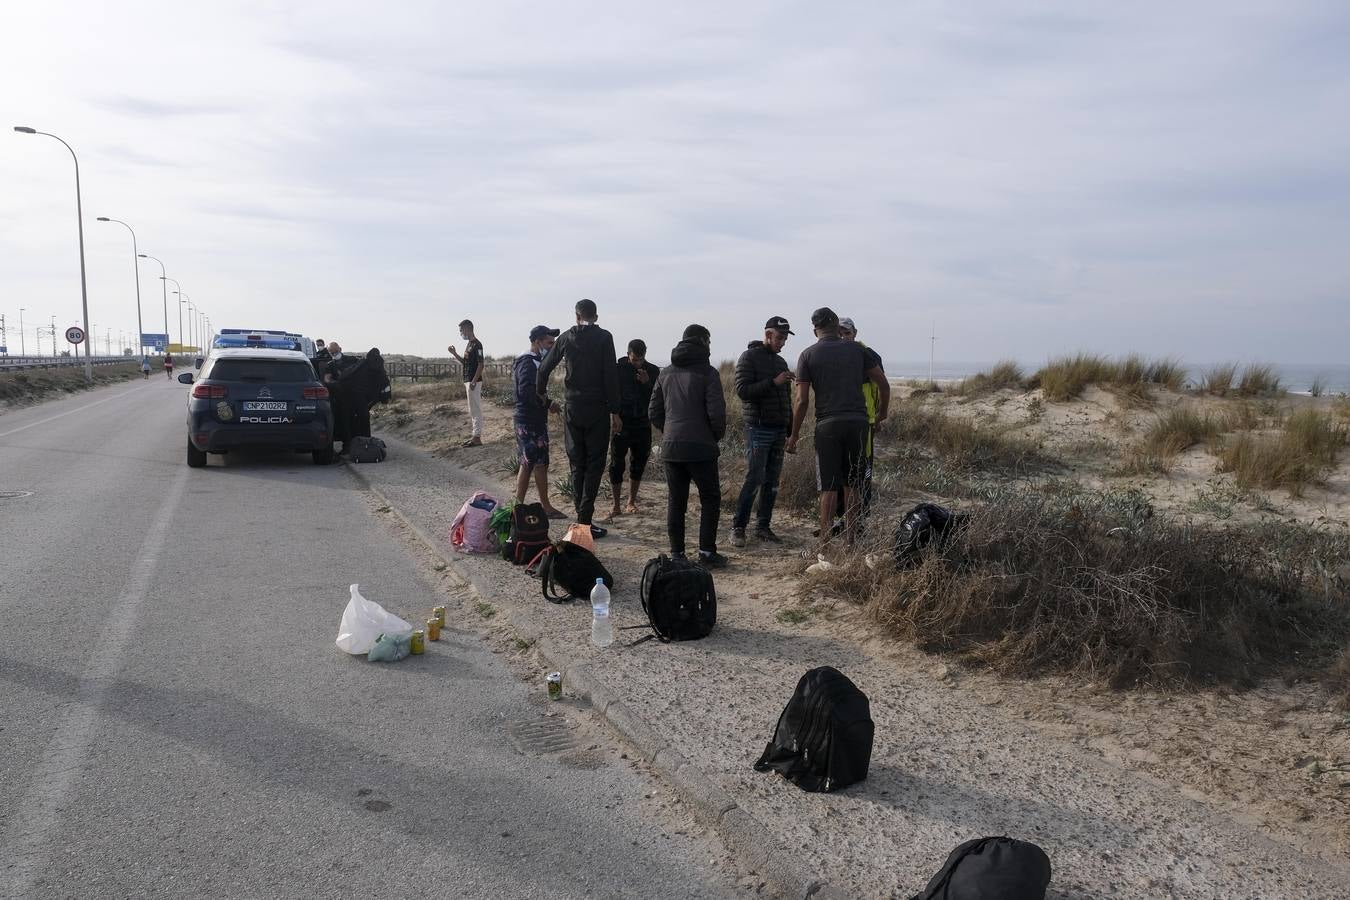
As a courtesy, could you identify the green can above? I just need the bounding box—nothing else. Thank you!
[410,629,426,655]
[547,671,562,701]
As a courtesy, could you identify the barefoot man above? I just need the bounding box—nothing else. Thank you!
[512,326,568,519]
[609,339,661,518]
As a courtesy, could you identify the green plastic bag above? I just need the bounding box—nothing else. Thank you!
[368,632,411,662]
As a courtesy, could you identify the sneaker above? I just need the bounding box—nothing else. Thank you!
[462,436,482,447]
[754,527,783,544]
[671,551,688,561]
[589,524,608,539]
[697,550,729,570]
[730,528,746,548]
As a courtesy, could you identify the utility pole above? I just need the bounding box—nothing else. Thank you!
[51,317,57,357]
[0,313,6,355]
[928,320,937,388]
[19,307,25,355]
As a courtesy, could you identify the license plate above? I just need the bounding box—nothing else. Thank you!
[243,401,288,411]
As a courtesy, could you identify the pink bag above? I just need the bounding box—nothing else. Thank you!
[450,491,500,553]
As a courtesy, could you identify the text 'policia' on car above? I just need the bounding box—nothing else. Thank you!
[179,344,334,468]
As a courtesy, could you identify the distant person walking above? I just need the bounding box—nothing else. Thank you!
[787,307,889,555]
[163,353,175,379]
[837,316,885,524]
[650,324,728,569]
[536,298,621,539]
[609,339,661,518]
[512,325,568,518]
[448,319,485,447]
[730,316,795,548]
[140,355,151,380]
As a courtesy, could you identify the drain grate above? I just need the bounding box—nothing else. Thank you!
[508,716,580,756]
[0,491,34,501]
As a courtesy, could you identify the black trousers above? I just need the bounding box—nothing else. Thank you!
[564,413,610,525]
[609,419,652,487]
[664,459,721,555]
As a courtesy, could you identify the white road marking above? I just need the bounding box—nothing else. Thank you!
[0,465,189,898]
[0,387,148,439]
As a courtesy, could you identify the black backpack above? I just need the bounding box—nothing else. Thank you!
[754,666,873,793]
[527,540,614,603]
[638,555,716,642]
[348,436,387,463]
[894,502,965,568]
[501,502,550,565]
[910,836,1052,900]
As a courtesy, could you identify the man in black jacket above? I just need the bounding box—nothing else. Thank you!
[649,324,728,569]
[609,338,661,518]
[536,298,622,538]
[512,325,567,517]
[730,315,794,548]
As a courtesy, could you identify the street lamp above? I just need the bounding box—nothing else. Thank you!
[13,126,93,380]
[96,217,145,356]
[163,277,183,348]
[139,253,170,352]
[18,307,25,355]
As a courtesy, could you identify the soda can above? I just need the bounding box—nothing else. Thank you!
[426,618,441,641]
[546,671,562,701]
[432,606,446,627]
[410,629,426,655]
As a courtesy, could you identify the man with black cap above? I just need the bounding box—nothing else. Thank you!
[512,325,567,518]
[609,338,661,518]
[650,324,728,568]
[537,299,622,538]
[730,316,795,548]
[788,307,890,554]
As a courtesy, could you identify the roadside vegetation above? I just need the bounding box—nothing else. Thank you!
[0,363,143,408]
[1216,408,1350,495]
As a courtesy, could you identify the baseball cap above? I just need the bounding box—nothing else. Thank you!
[529,325,560,342]
[810,307,839,328]
[764,316,794,335]
[838,317,856,332]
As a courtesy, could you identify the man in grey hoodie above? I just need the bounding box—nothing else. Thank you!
[649,324,728,569]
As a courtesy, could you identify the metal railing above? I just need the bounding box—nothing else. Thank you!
[385,360,513,381]
[0,355,135,372]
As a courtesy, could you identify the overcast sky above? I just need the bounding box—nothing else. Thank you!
[3,1,1347,368]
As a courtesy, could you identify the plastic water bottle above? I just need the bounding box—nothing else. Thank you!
[590,578,613,648]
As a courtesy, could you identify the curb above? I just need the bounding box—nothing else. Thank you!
[344,460,839,900]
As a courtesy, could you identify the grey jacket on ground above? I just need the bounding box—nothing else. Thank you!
[649,339,726,462]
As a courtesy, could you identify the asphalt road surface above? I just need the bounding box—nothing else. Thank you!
[0,380,746,899]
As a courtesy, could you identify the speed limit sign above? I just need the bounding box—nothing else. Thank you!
[65,325,86,345]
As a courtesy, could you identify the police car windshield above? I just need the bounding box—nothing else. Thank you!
[207,359,315,383]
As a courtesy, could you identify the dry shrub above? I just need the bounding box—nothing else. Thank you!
[0,364,143,403]
[1147,358,1187,392]
[1216,408,1349,495]
[1309,375,1327,398]
[883,401,1041,472]
[1236,363,1283,397]
[813,487,1349,688]
[1035,353,1186,402]
[1202,363,1238,396]
[952,360,1025,397]
[1120,406,1221,474]
[1035,353,1117,401]
[1332,396,1350,424]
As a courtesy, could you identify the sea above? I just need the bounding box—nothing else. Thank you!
[883,360,1350,396]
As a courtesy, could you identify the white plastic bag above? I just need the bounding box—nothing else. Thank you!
[335,584,413,655]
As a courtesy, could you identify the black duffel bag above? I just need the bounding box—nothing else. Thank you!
[911,836,1052,900]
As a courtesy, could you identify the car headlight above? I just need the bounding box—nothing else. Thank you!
[216,401,235,421]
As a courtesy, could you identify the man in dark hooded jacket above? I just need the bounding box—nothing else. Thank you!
[730,315,794,547]
[609,338,661,518]
[649,324,728,569]
[332,348,391,448]
[536,298,621,538]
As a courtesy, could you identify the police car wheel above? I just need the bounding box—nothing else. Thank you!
[312,445,335,465]
[187,440,208,468]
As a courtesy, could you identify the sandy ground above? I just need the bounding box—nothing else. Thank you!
[363,380,1350,898]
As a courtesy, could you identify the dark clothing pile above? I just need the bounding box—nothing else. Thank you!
[536,324,621,426]
[331,349,390,445]
[616,357,661,422]
[733,341,791,428]
[649,339,726,463]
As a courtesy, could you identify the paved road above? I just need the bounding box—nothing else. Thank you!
[0,381,747,899]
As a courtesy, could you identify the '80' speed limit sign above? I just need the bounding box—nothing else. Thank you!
[64,326,86,345]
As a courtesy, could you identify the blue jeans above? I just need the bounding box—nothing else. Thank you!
[733,426,786,531]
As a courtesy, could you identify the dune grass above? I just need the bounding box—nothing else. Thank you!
[1216,408,1349,495]
[1034,353,1187,402]
[1202,363,1239,396]
[952,360,1025,397]
[1120,406,1222,474]
[1235,363,1283,397]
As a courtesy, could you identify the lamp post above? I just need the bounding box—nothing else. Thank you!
[13,126,93,380]
[139,254,170,352]
[18,307,25,355]
[163,277,183,348]
[96,217,145,356]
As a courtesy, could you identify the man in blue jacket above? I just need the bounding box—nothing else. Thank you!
[513,325,567,517]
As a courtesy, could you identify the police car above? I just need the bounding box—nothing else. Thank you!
[178,339,334,468]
